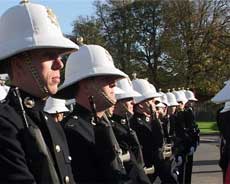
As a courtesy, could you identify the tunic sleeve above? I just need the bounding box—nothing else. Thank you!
[0,117,35,183]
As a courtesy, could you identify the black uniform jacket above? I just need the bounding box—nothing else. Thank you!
[129,113,163,168]
[184,108,200,147]
[110,114,151,184]
[220,111,230,163]
[0,88,75,184]
[130,113,178,184]
[62,104,128,184]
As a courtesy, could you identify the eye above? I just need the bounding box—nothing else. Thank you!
[42,51,60,60]
[109,82,116,88]
[155,101,160,105]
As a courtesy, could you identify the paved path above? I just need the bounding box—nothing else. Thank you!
[192,135,222,184]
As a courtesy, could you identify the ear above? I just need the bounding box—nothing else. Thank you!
[79,79,92,94]
[10,56,25,79]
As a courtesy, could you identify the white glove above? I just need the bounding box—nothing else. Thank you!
[144,165,155,175]
[121,151,131,162]
[189,146,195,155]
[176,156,183,166]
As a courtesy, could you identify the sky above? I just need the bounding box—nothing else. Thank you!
[0,0,99,35]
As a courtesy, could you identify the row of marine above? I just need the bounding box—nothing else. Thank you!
[0,1,199,184]
[43,44,200,184]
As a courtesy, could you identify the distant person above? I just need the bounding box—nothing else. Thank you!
[44,97,70,123]
[184,89,200,184]
[130,79,177,183]
[110,77,151,184]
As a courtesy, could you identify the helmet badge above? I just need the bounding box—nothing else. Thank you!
[47,8,59,27]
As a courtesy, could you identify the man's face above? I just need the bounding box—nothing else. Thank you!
[177,101,185,111]
[157,106,167,119]
[115,98,134,116]
[87,76,117,111]
[124,99,134,114]
[12,49,64,97]
[0,80,5,86]
[30,49,64,95]
[168,106,177,115]
[54,112,64,123]
[137,98,155,115]
[185,100,194,108]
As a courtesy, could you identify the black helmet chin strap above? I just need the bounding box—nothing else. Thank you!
[91,81,116,107]
[23,52,49,97]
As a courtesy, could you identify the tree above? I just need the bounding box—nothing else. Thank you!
[72,16,105,46]
[95,0,142,77]
[71,0,230,97]
[95,0,170,87]
[162,0,230,96]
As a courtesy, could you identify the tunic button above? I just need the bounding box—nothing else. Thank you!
[55,145,61,152]
[64,176,70,184]
[68,156,72,161]
[44,115,48,120]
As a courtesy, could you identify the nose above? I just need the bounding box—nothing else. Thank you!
[131,99,135,105]
[52,57,64,70]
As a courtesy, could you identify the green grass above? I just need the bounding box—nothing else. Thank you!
[197,121,219,134]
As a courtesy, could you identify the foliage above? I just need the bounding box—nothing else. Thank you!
[71,0,230,98]
[162,0,230,95]
[72,16,106,46]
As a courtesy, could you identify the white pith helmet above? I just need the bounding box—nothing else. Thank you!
[0,86,8,100]
[211,80,230,104]
[154,97,162,103]
[65,98,76,106]
[179,90,189,102]
[166,92,179,107]
[158,91,169,106]
[115,78,141,100]
[156,102,166,108]
[149,84,162,98]
[114,86,125,95]
[44,97,69,114]
[185,89,198,101]
[220,101,230,113]
[3,85,10,94]
[132,79,161,104]
[0,1,78,64]
[56,45,127,99]
[172,90,188,104]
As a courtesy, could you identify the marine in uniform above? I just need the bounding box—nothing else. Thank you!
[44,97,70,123]
[165,91,179,145]
[55,44,130,183]
[129,79,177,183]
[173,89,197,184]
[110,77,151,184]
[183,89,199,184]
[0,1,78,183]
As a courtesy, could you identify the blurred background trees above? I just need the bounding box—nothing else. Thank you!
[70,0,230,100]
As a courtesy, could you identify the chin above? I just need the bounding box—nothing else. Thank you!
[48,88,58,95]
